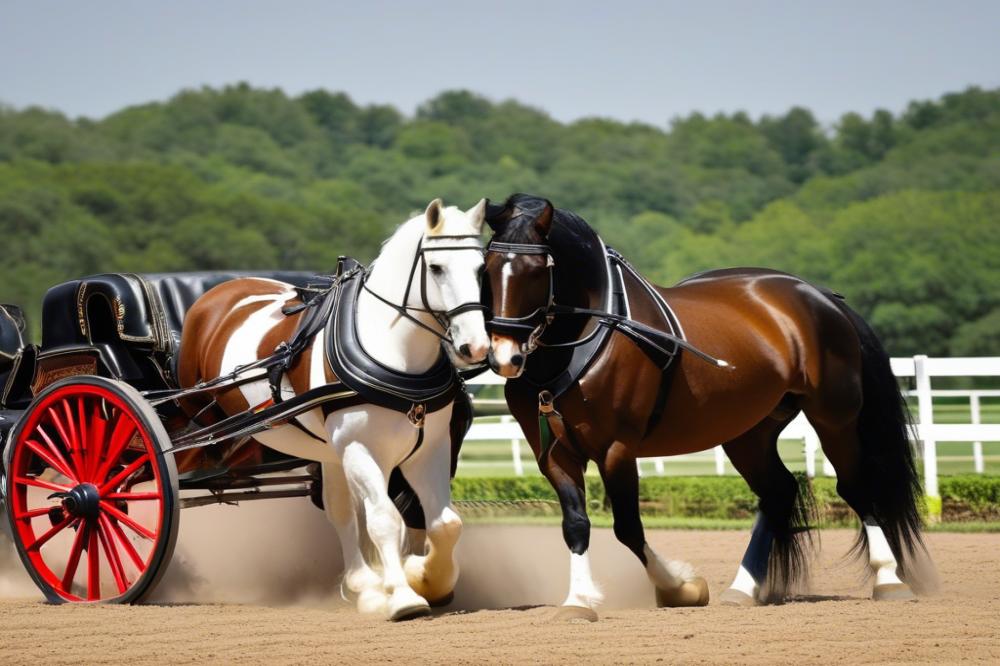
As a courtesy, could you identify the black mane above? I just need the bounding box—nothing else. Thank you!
[488,193,606,297]
[487,193,608,351]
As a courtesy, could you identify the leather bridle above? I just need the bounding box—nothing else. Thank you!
[484,240,556,355]
[485,239,731,367]
[362,233,487,345]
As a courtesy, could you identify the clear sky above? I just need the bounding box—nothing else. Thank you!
[1,0,998,126]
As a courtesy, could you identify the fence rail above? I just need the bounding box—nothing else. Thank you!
[464,356,1000,503]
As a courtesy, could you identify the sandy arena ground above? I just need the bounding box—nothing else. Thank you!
[2,498,998,664]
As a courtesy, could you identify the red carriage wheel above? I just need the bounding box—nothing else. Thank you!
[4,376,179,603]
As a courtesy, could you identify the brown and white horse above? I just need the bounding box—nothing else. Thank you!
[177,199,489,620]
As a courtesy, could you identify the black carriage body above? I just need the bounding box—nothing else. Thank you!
[0,271,323,603]
[2,271,321,476]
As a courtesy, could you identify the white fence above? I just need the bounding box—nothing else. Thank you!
[465,356,1000,501]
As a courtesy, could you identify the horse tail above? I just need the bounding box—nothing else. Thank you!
[762,470,817,603]
[826,293,926,574]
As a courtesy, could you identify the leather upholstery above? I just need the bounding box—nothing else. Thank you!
[38,271,320,389]
[0,305,29,408]
[42,271,319,352]
[0,304,25,365]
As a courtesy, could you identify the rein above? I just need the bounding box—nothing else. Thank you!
[485,240,730,368]
[362,233,487,344]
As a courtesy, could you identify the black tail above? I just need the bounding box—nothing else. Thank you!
[762,472,817,603]
[831,296,925,573]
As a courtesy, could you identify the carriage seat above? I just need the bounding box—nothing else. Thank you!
[38,272,322,390]
[1,304,35,408]
[41,271,320,353]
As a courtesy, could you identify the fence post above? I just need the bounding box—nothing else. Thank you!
[913,355,940,519]
[654,458,665,475]
[804,431,818,478]
[502,415,524,477]
[714,446,726,475]
[971,393,984,474]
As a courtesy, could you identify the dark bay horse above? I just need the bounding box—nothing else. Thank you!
[482,193,931,619]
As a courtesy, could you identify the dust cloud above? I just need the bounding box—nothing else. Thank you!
[0,526,38,598]
[152,497,344,606]
[3,498,657,611]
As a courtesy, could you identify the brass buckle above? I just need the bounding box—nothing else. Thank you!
[407,402,426,428]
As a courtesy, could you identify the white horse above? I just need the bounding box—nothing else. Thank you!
[177,199,489,620]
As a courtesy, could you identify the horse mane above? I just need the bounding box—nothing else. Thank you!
[492,193,607,297]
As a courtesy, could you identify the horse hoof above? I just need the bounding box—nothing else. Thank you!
[655,577,710,607]
[428,591,455,608]
[553,605,599,623]
[873,583,916,602]
[389,601,432,621]
[718,587,758,607]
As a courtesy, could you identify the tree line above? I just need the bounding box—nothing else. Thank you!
[1,84,998,355]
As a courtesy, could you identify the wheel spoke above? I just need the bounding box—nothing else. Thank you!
[62,523,88,592]
[96,519,128,594]
[13,506,53,520]
[62,400,83,474]
[14,475,70,493]
[47,406,84,478]
[104,491,162,502]
[99,453,150,496]
[84,400,108,482]
[87,527,100,600]
[103,514,145,573]
[23,439,76,482]
[36,425,79,481]
[94,411,136,484]
[26,515,78,552]
[76,396,90,479]
[99,500,155,540]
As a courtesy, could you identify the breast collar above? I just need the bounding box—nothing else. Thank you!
[325,257,463,416]
[485,236,729,403]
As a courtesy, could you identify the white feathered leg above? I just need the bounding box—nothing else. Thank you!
[321,461,386,613]
[399,419,463,606]
[340,440,430,620]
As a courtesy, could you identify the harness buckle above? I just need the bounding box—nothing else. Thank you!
[407,402,426,429]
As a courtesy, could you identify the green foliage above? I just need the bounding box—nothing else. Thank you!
[452,475,1000,523]
[940,475,1000,519]
[0,84,998,353]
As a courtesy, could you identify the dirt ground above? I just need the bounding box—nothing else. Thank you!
[2,498,998,664]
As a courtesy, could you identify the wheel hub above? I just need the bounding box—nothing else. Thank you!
[58,483,101,520]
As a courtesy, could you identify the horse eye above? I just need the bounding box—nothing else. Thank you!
[429,264,444,276]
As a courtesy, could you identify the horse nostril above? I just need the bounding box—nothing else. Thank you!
[459,343,471,358]
[510,354,524,368]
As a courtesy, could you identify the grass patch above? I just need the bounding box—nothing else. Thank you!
[461,514,1000,532]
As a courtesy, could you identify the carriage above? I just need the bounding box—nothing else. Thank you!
[0,268,462,604]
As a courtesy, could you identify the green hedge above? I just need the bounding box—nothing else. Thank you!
[452,474,1000,523]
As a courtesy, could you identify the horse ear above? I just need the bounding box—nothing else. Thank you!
[468,198,486,233]
[534,201,554,238]
[425,198,444,234]
[485,198,511,232]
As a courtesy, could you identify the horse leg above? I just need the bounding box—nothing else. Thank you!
[541,446,602,621]
[398,429,463,607]
[599,443,709,608]
[340,440,431,621]
[320,461,386,613]
[811,418,916,601]
[720,415,813,606]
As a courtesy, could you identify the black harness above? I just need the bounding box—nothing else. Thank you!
[160,237,486,456]
[485,239,727,389]
[485,237,729,455]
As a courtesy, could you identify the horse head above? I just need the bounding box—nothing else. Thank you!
[418,198,491,367]
[482,195,558,378]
